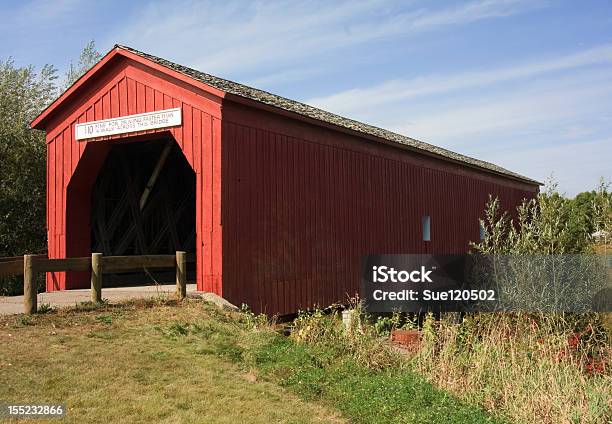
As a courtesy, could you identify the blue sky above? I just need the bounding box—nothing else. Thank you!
[1,0,611,196]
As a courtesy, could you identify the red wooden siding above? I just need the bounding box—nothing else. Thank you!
[35,48,539,317]
[221,102,537,315]
[44,57,223,293]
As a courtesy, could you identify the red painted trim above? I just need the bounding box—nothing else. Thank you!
[45,69,128,142]
[32,46,226,130]
[33,48,122,128]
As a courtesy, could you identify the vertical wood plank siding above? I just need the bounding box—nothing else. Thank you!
[45,59,222,292]
[222,102,537,315]
[42,53,538,316]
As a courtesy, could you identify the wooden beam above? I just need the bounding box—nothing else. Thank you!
[0,260,24,277]
[0,255,47,277]
[139,140,172,211]
[102,254,176,272]
[0,256,24,262]
[176,251,186,300]
[23,255,36,314]
[1,254,47,262]
[91,253,103,303]
[34,257,91,273]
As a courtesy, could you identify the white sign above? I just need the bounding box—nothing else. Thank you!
[75,108,181,141]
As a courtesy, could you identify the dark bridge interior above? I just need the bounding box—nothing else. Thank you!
[90,138,196,285]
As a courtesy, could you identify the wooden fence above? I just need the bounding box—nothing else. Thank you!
[0,252,191,314]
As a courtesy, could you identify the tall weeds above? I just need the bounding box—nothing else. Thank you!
[290,181,611,423]
[409,312,610,423]
[408,181,612,423]
[291,305,402,371]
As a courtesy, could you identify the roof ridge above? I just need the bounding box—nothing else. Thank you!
[114,44,540,185]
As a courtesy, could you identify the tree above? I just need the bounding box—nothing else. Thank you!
[0,41,102,295]
[0,59,58,254]
[0,59,57,294]
[591,178,612,246]
[474,179,612,256]
[471,181,610,312]
[63,40,103,90]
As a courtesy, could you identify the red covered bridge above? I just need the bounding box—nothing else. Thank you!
[31,45,539,315]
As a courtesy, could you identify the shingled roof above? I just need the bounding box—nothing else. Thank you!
[115,45,538,185]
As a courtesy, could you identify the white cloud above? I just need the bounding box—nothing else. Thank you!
[410,0,539,29]
[303,44,612,195]
[110,0,536,77]
[104,0,608,195]
[8,0,85,26]
[388,71,612,196]
[308,43,612,115]
[488,138,612,196]
[389,68,612,144]
[244,67,329,89]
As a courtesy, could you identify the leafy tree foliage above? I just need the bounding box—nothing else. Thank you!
[591,178,612,246]
[1,42,101,295]
[474,179,612,254]
[63,40,103,90]
[0,59,57,295]
[0,60,57,257]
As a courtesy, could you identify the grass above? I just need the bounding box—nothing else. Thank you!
[0,299,499,424]
[0,300,344,424]
[408,313,611,424]
[286,308,611,424]
[253,337,500,424]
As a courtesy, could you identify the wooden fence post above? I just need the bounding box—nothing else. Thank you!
[176,251,186,300]
[91,252,103,303]
[23,254,36,314]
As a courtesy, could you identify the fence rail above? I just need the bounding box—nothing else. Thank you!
[0,255,46,277]
[0,252,192,314]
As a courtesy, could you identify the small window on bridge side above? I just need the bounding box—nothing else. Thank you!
[422,215,431,242]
